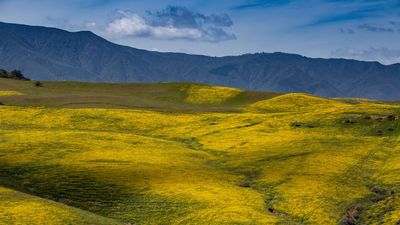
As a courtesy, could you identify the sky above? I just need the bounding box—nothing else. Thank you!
[0,0,400,64]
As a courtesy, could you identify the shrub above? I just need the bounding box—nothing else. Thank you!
[291,122,302,127]
[307,124,316,128]
[363,115,371,120]
[10,70,25,79]
[343,118,356,124]
[34,81,43,87]
[0,69,7,77]
[239,183,250,188]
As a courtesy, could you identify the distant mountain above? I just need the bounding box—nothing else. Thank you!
[1,21,399,100]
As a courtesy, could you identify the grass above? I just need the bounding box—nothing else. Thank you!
[0,79,280,112]
[0,78,399,224]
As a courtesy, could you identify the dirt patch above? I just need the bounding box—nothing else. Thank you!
[340,204,364,225]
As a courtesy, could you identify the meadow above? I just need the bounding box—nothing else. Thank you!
[0,78,399,224]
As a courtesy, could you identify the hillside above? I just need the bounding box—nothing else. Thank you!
[0,78,280,112]
[0,79,400,224]
[0,186,121,225]
[1,22,400,100]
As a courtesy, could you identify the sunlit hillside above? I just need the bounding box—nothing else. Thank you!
[0,78,399,225]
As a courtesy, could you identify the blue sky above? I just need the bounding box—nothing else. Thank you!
[1,0,400,64]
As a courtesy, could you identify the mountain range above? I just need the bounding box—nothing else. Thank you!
[0,21,399,100]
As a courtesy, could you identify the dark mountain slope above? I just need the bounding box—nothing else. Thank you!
[1,21,399,100]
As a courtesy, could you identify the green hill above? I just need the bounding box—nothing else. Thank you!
[0,78,280,112]
[0,78,399,224]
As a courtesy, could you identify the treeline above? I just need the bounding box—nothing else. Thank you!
[0,69,30,80]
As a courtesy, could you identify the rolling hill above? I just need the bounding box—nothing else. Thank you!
[0,78,280,112]
[0,78,400,224]
[1,21,400,100]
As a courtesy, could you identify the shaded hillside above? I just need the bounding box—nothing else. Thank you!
[1,22,400,100]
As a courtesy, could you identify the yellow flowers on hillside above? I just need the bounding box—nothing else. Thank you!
[0,90,24,96]
[184,84,243,104]
[0,187,120,225]
[249,93,348,112]
[0,92,399,225]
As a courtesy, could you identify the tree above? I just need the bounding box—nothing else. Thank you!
[0,69,7,77]
[10,70,25,79]
[34,81,43,87]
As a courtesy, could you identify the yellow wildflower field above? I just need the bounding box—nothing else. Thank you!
[0,90,24,96]
[184,84,244,104]
[0,81,399,224]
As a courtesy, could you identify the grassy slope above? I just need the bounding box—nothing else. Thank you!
[0,79,399,224]
[0,79,280,112]
[0,186,121,225]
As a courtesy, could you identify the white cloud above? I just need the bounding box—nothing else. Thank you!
[332,47,400,65]
[84,21,97,29]
[106,12,149,36]
[106,11,204,40]
[105,7,236,42]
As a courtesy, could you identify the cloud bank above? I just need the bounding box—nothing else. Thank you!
[341,20,400,34]
[358,23,394,33]
[106,6,236,42]
[232,0,292,10]
[332,47,400,65]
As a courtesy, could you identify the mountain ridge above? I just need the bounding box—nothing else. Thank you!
[1,21,400,100]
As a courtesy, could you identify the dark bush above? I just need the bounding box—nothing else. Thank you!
[371,187,387,195]
[0,69,7,77]
[363,115,371,120]
[34,81,43,87]
[239,183,250,188]
[11,70,25,79]
[387,114,397,121]
[0,102,4,106]
[371,187,389,202]
[376,130,383,136]
[344,118,356,124]
[291,123,302,127]
[0,68,29,80]
[267,207,275,213]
